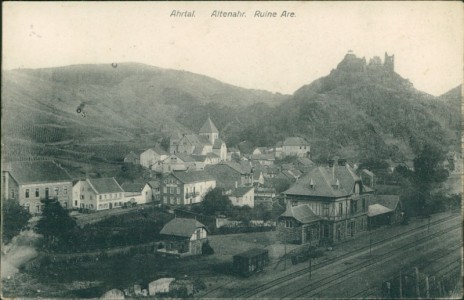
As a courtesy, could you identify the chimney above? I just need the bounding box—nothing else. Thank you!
[309,178,315,190]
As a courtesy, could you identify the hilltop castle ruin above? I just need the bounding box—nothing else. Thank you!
[337,51,395,73]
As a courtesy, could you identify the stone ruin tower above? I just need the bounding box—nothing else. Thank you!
[384,52,395,72]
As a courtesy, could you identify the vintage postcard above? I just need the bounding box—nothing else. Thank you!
[2,1,463,299]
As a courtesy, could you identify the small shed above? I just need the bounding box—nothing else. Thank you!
[233,248,269,276]
[368,195,403,228]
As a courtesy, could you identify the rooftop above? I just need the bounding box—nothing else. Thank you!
[205,164,243,189]
[283,137,309,147]
[171,170,215,184]
[88,177,124,194]
[160,218,206,237]
[121,182,147,193]
[230,186,254,197]
[283,165,364,198]
[280,204,321,224]
[4,160,72,184]
[199,117,219,134]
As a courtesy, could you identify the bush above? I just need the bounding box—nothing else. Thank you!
[201,240,214,255]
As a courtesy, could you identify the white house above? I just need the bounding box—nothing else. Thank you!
[72,177,125,210]
[121,182,152,205]
[140,146,168,169]
[148,278,176,296]
[229,186,255,208]
[282,137,310,158]
[160,170,216,206]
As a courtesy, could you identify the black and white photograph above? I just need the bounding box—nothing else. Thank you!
[1,1,463,299]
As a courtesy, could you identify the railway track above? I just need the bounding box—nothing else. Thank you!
[350,246,462,298]
[228,214,461,299]
[283,224,462,298]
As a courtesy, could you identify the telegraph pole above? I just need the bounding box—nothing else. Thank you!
[369,230,372,256]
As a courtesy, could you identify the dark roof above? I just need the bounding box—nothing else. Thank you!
[230,186,254,197]
[191,155,207,162]
[205,164,242,189]
[233,248,268,259]
[199,117,219,134]
[5,161,72,184]
[160,218,206,237]
[251,153,275,161]
[171,170,215,184]
[206,152,220,159]
[213,138,225,149]
[280,204,321,223]
[121,182,147,193]
[283,137,309,147]
[175,153,196,163]
[283,165,362,198]
[147,180,160,188]
[88,177,124,194]
[373,195,401,210]
[225,161,252,174]
[296,157,314,166]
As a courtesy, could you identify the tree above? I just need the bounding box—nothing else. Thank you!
[401,144,450,217]
[35,199,77,250]
[2,199,31,244]
[199,188,231,215]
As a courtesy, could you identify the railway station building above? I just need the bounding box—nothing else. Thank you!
[281,159,374,245]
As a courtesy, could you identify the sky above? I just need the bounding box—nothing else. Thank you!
[3,1,463,96]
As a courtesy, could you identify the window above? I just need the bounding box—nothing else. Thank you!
[99,195,102,200]
[80,195,84,200]
[163,196,167,204]
[170,187,174,194]
[176,197,180,205]
[45,188,49,198]
[35,188,39,197]
[25,189,29,198]
[11,190,15,198]
[362,198,366,211]
[285,220,293,228]
[74,200,78,206]
[170,198,174,205]
[323,203,329,216]
[54,187,59,196]
[339,202,343,216]
[354,183,360,195]
[176,187,180,194]
[64,187,68,195]
[163,187,167,193]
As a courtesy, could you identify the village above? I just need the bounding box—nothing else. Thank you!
[2,113,461,299]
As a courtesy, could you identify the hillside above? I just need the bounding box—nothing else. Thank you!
[226,53,460,162]
[1,63,288,168]
[1,56,460,172]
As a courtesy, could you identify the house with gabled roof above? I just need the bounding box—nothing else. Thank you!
[157,218,208,256]
[282,137,310,158]
[72,177,125,210]
[2,160,73,213]
[368,195,403,228]
[277,203,321,244]
[124,151,141,165]
[140,146,168,168]
[282,159,374,244]
[205,162,253,190]
[229,186,255,208]
[121,182,152,205]
[160,170,216,206]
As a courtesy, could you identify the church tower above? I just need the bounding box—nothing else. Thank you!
[199,116,219,144]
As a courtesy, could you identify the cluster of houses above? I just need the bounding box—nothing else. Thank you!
[2,116,406,250]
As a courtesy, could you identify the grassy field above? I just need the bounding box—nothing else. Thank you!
[2,229,279,298]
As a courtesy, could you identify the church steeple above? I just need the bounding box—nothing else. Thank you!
[199,116,219,144]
